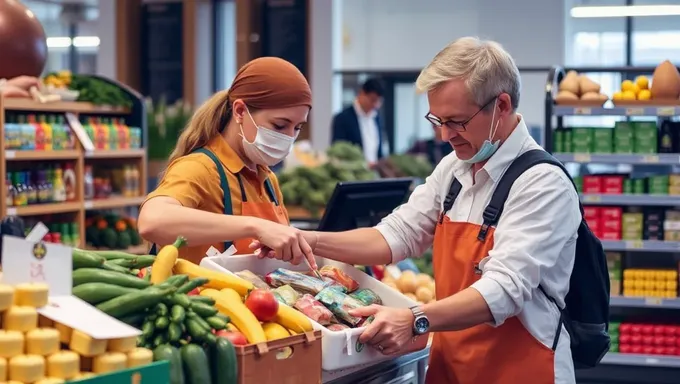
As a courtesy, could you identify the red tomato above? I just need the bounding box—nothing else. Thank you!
[619,334,631,344]
[187,288,200,296]
[642,336,654,346]
[642,346,654,355]
[631,345,643,354]
[245,289,279,322]
[619,324,631,334]
[664,326,676,336]
[654,326,666,335]
[665,336,677,347]
[654,347,666,355]
[619,344,632,354]
[641,325,654,335]
[631,334,642,345]
[215,330,248,346]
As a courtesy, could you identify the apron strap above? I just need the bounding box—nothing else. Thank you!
[264,178,279,206]
[439,177,462,224]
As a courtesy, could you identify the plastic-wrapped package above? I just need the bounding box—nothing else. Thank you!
[319,265,360,292]
[315,287,367,326]
[326,323,351,332]
[272,285,300,307]
[294,294,335,325]
[265,268,341,295]
[350,288,382,306]
[235,270,270,290]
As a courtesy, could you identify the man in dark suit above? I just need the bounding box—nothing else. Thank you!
[331,78,386,166]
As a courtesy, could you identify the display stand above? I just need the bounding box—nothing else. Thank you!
[0,75,148,254]
[544,66,680,382]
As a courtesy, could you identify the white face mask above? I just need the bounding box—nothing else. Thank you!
[240,109,298,166]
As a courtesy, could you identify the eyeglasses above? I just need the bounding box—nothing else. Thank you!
[425,97,498,132]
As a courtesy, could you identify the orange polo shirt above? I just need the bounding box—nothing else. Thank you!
[144,135,289,263]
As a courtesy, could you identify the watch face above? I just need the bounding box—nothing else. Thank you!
[415,316,430,334]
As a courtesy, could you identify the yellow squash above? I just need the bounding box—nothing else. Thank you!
[173,259,253,296]
[262,322,290,341]
[274,303,314,333]
[200,289,266,344]
[150,236,186,284]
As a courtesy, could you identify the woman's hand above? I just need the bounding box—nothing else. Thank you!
[249,221,316,267]
[6,76,40,91]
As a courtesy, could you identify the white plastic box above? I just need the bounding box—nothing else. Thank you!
[200,254,429,371]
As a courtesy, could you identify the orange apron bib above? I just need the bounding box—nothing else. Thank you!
[425,217,555,384]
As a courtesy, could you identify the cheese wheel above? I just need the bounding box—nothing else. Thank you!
[92,352,126,374]
[46,351,79,380]
[108,336,137,353]
[3,306,38,332]
[0,331,25,358]
[0,285,15,311]
[69,330,106,357]
[36,378,65,384]
[127,348,153,368]
[14,283,49,307]
[26,328,60,356]
[0,356,7,381]
[9,354,46,383]
[53,322,72,344]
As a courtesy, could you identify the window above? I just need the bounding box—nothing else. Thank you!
[213,0,237,91]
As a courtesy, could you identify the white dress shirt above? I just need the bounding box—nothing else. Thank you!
[353,101,380,163]
[376,117,579,384]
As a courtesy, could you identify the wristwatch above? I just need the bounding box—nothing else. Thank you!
[410,305,430,335]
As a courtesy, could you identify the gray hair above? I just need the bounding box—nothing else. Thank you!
[415,37,521,110]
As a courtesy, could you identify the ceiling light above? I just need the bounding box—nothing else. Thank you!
[571,5,680,18]
[46,36,100,48]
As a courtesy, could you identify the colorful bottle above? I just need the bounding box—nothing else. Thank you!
[36,170,49,203]
[40,115,53,151]
[18,115,35,150]
[4,113,17,150]
[52,166,66,202]
[71,222,81,247]
[63,163,77,201]
[6,172,15,206]
[13,172,27,206]
[83,165,94,200]
[29,115,44,150]
[60,116,75,150]
[105,118,118,150]
[25,171,37,205]
[49,115,62,150]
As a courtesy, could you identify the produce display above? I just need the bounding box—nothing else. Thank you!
[375,154,434,180]
[612,76,652,102]
[43,71,133,109]
[146,97,194,161]
[555,70,608,104]
[615,321,680,356]
[0,281,153,383]
[84,213,143,250]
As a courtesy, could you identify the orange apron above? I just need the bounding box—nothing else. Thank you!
[425,217,555,384]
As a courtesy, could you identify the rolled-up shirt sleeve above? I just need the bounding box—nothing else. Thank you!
[470,164,580,326]
[375,163,445,263]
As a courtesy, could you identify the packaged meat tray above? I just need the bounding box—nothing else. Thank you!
[200,254,428,371]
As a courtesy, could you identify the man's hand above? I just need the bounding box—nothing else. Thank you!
[349,305,415,355]
[6,76,40,91]
[1,85,30,98]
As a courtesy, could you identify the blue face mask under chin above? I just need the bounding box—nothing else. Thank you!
[461,101,501,164]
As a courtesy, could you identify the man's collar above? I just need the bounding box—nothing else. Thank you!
[354,100,377,119]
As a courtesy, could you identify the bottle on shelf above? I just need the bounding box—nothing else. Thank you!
[84,165,94,200]
[36,169,50,204]
[19,115,35,150]
[130,165,140,196]
[52,166,67,202]
[39,115,53,151]
[5,172,15,207]
[71,222,81,247]
[63,163,77,202]
[25,171,37,205]
[12,172,26,206]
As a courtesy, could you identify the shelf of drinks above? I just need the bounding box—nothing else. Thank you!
[4,149,80,160]
[602,353,680,368]
[601,240,680,253]
[84,149,146,159]
[554,153,680,165]
[84,196,145,210]
[553,105,680,117]
[6,201,82,216]
[2,98,130,114]
[610,296,680,309]
[580,194,680,206]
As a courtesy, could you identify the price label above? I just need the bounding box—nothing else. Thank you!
[6,207,16,215]
[625,240,644,249]
[583,195,601,203]
[656,107,676,116]
[642,155,660,163]
[644,297,663,306]
[574,108,592,115]
[83,201,93,209]
[574,154,591,162]
[645,357,660,365]
[625,108,645,116]
[5,150,15,159]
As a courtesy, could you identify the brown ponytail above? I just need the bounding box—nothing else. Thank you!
[166,90,232,165]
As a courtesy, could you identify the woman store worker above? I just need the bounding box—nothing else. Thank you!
[138,57,316,266]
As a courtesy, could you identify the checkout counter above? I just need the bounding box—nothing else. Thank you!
[323,347,430,384]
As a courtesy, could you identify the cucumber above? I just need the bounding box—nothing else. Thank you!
[170,305,186,323]
[141,320,155,339]
[96,286,176,318]
[153,333,168,348]
[211,337,237,384]
[167,322,183,342]
[77,248,141,260]
[119,313,146,327]
[101,261,132,274]
[185,318,209,342]
[177,278,209,294]
[72,283,138,304]
[109,256,156,269]
[155,316,170,330]
[155,303,169,317]
[214,313,230,323]
[72,268,151,289]
[181,344,212,384]
[188,295,215,306]
[190,302,218,318]
[186,312,212,333]
[72,251,106,269]
[167,293,192,308]
[205,316,227,331]
[154,345,184,384]
[158,275,189,289]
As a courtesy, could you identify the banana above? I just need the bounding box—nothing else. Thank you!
[274,303,314,333]
[200,288,266,344]
[220,288,243,302]
[173,259,253,296]
[262,322,290,341]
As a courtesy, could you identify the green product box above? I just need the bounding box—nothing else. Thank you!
[610,333,619,344]
[623,179,633,194]
[564,130,573,153]
[622,230,643,240]
[609,321,621,333]
[593,142,613,153]
[573,176,583,193]
[571,128,593,142]
[593,128,613,141]
[572,144,591,153]
[635,121,658,135]
[69,361,169,384]
[554,130,564,152]
[609,342,619,353]
[614,141,634,154]
[592,128,613,153]
[634,179,645,193]
[635,136,657,154]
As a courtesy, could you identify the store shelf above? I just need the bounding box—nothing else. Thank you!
[580,194,680,206]
[554,153,680,165]
[602,353,680,368]
[610,296,680,309]
[85,149,146,159]
[4,149,80,161]
[84,196,145,210]
[6,202,82,216]
[601,240,680,252]
[3,98,129,114]
[553,106,680,117]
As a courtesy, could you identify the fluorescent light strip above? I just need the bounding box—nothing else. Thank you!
[571,5,680,18]
[46,36,100,48]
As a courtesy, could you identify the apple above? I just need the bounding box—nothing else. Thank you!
[666,347,677,355]
[630,324,642,334]
[216,330,248,346]
[245,289,279,322]
[631,334,642,345]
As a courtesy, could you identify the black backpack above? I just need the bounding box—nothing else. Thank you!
[442,149,610,368]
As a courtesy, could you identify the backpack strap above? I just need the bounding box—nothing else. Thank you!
[439,177,463,223]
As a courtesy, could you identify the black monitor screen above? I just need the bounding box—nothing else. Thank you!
[317,178,415,232]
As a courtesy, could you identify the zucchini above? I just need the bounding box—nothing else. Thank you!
[72,268,151,289]
[154,345,184,384]
[211,337,237,384]
[170,305,186,323]
[177,278,209,294]
[72,283,138,305]
[158,274,189,289]
[109,256,156,269]
[78,248,141,261]
[189,295,215,306]
[96,286,176,318]
[180,344,212,384]
[205,316,227,330]
[72,250,106,269]
[190,302,218,318]
[101,261,132,274]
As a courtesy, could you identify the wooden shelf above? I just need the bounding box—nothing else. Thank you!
[6,202,82,216]
[84,196,145,210]
[4,150,80,161]
[3,98,129,114]
[85,149,146,159]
